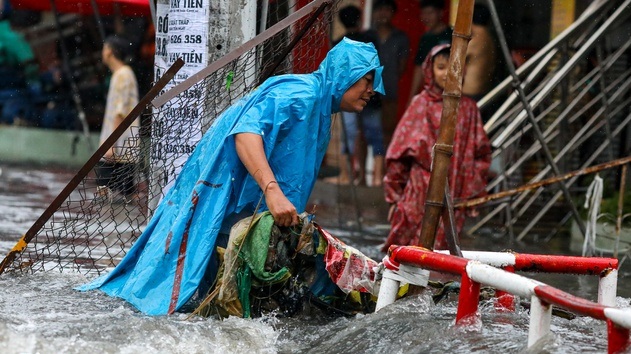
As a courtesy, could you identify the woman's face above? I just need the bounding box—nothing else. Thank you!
[340,73,375,113]
[432,54,449,90]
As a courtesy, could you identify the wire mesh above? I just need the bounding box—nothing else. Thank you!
[1,0,338,275]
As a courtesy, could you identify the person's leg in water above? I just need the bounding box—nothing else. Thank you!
[325,111,358,185]
[94,160,114,201]
[354,131,367,186]
[361,105,385,187]
[113,162,138,202]
[380,98,398,150]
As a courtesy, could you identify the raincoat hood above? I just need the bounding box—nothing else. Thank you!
[422,43,451,100]
[315,37,385,113]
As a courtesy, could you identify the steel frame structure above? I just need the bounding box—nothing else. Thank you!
[470,0,631,245]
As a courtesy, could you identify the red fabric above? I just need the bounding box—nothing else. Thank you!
[382,44,491,252]
[10,0,150,17]
[316,225,378,295]
[293,0,328,74]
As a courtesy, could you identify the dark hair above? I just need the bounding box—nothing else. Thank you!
[473,4,491,26]
[339,5,361,29]
[104,35,132,62]
[420,0,445,10]
[373,0,397,12]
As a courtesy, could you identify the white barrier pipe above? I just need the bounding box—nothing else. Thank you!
[376,257,430,312]
[528,295,552,347]
[375,270,400,312]
[466,262,541,298]
[436,250,516,267]
[599,269,618,307]
[605,308,631,329]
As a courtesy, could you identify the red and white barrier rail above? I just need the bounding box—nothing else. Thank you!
[376,246,628,353]
[434,249,619,308]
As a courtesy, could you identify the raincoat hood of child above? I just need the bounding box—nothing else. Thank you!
[422,43,451,98]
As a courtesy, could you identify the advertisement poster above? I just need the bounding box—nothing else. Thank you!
[152,0,209,199]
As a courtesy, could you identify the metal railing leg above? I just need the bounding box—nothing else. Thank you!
[528,296,552,348]
[599,269,618,307]
[375,270,400,312]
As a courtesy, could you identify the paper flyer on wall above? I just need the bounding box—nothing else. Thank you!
[151,0,208,198]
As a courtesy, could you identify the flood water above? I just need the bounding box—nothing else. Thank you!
[1,163,630,353]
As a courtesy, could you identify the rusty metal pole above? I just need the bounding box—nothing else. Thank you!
[418,0,475,249]
[455,156,631,209]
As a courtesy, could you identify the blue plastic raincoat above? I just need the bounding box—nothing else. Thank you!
[78,38,385,315]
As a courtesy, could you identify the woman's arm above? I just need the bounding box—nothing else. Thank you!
[234,132,299,226]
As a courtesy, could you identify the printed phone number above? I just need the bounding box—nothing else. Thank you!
[170,35,203,44]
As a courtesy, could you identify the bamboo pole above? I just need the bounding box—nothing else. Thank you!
[418,0,475,249]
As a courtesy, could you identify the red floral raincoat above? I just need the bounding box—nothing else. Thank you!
[382,44,491,251]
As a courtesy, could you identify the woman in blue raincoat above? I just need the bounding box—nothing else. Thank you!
[79,38,385,315]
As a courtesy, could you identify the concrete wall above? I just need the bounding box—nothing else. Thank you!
[0,126,100,168]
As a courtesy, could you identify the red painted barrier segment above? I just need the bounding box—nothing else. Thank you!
[496,266,516,312]
[609,321,631,354]
[513,254,618,275]
[535,284,607,320]
[382,252,401,271]
[432,250,619,274]
[388,246,469,274]
[531,285,630,353]
[457,272,481,323]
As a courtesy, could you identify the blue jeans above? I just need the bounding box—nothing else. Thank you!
[340,105,385,156]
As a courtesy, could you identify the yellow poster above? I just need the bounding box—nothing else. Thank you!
[551,0,576,39]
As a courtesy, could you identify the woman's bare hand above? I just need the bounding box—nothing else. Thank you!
[264,182,298,227]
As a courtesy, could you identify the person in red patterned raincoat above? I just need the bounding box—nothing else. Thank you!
[382,43,491,252]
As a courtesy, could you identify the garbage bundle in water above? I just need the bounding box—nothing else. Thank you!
[191,212,379,318]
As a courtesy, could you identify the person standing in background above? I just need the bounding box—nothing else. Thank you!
[407,0,452,105]
[95,35,140,202]
[327,5,387,187]
[463,3,497,101]
[0,9,38,126]
[365,0,409,166]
